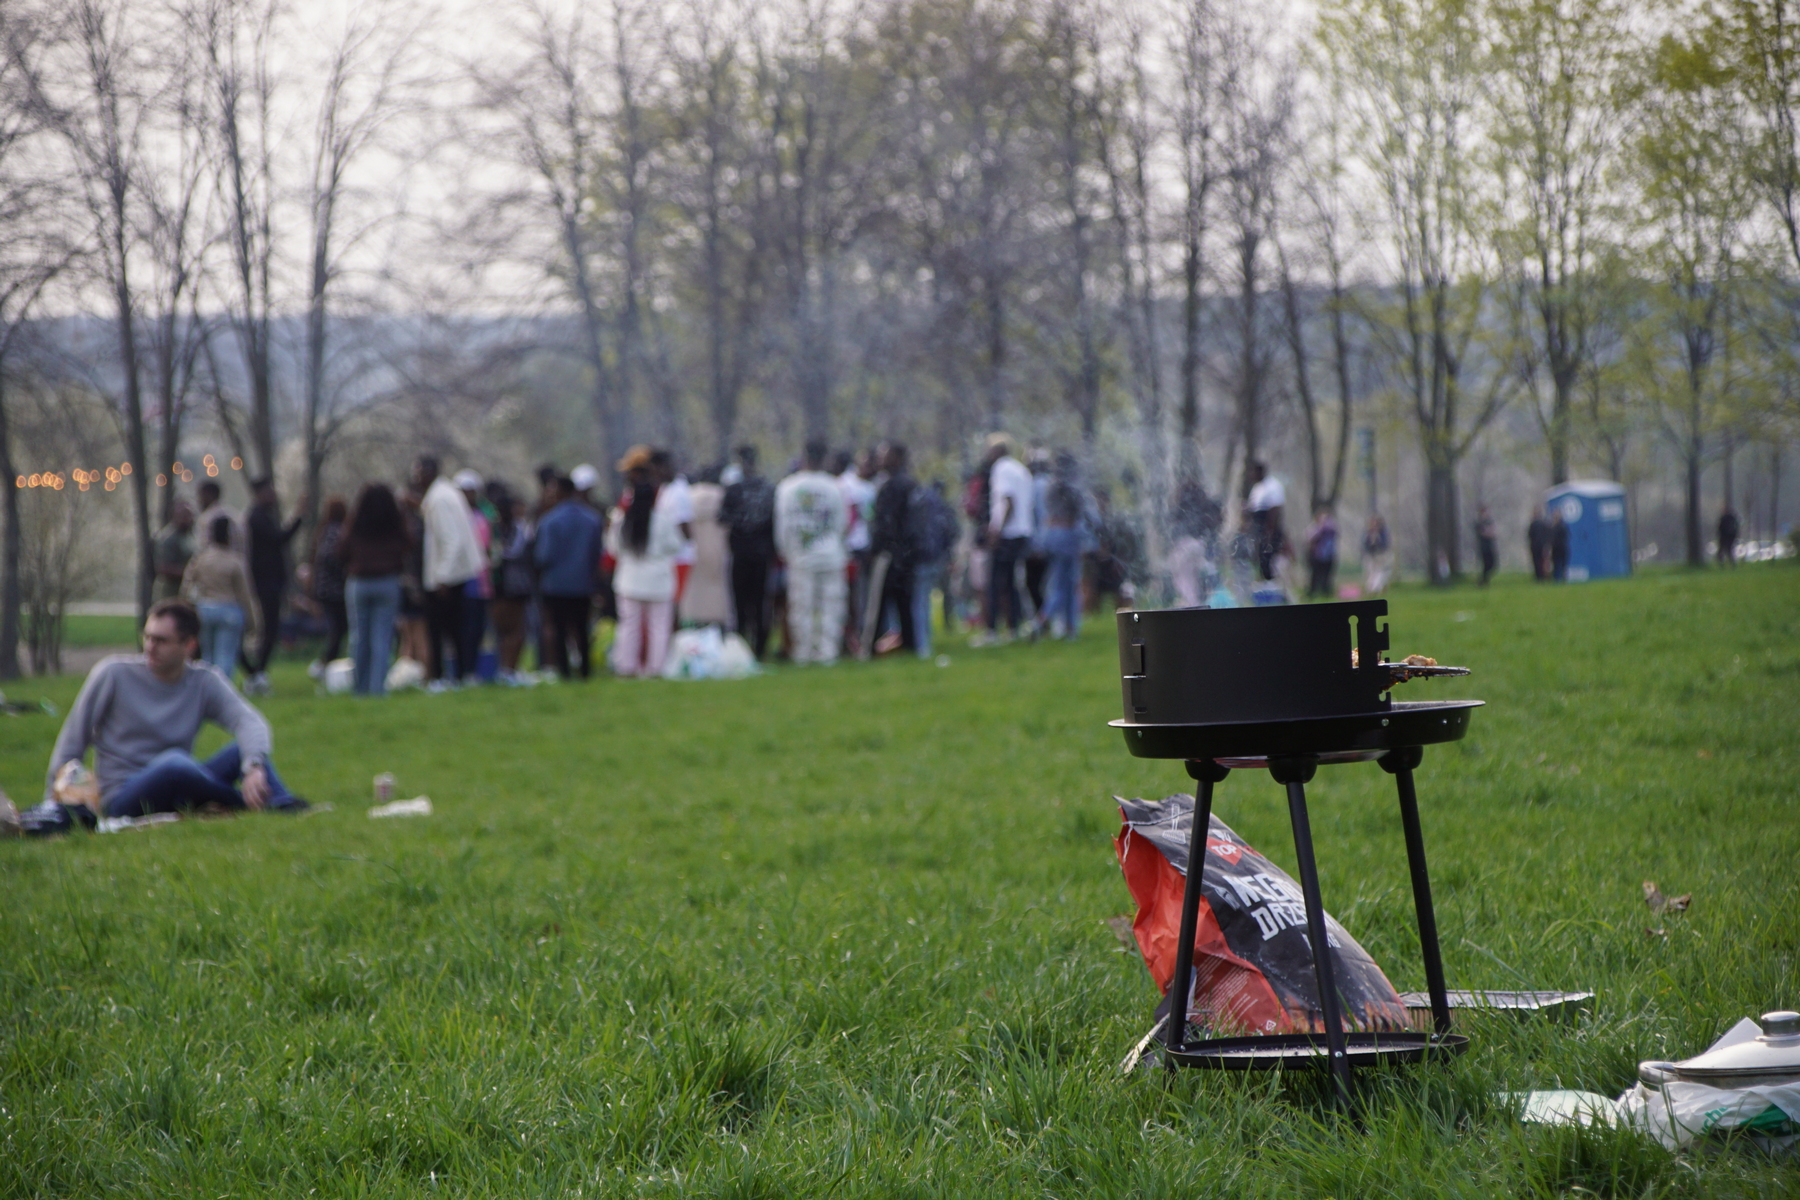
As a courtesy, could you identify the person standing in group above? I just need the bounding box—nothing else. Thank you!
[836,449,877,655]
[1527,507,1552,581]
[182,516,260,680]
[241,478,305,696]
[908,480,959,658]
[1037,452,1090,640]
[454,470,493,679]
[152,501,196,602]
[870,442,919,653]
[195,480,245,561]
[535,475,604,679]
[396,490,431,667]
[1305,504,1339,599]
[491,493,534,679]
[775,439,849,665]
[308,496,349,674]
[1475,505,1499,586]
[976,434,1034,645]
[340,483,412,696]
[680,466,731,629]
[1246,461,1286,581]
[652,449,696,631]
[1024,449,1052,623]
[410,456,484,685]
[1167,482,1220,608]
[1717,507,1740,566]
[1362,513,1393,595]
[720,444,777,659]
[607,447,684,677]
[1549,509,1571,581]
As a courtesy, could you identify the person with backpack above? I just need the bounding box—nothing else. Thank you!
[719,444,777,659]
[1036,451,1092,640]
[775,439,849,665]
[907,479,958,659]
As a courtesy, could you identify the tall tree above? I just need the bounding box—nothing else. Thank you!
[22,0,160,618]
[1487,0,1630,486]
[197,0,280,479]
[1633,26,1756,566]
[300,2,416,528]
[1168,0,1222,485]
[0,6,74,678]
[667,0,763,458]
[1214,6,1290,494]
[1278,45,1364,514]
[1322,0,1513,579]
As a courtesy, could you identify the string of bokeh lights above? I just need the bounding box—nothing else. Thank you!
[14,454,243,493]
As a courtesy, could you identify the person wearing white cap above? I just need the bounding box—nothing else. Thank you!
[407,456,483,685]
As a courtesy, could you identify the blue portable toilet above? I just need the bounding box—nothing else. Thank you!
[1544,480,1630,581]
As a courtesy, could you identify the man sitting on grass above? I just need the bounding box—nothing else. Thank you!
[31,600,304,828]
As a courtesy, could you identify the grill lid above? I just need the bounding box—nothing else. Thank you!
[1641,1011,1800,1087]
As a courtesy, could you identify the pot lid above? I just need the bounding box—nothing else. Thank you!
[1670,1011,1800,1083]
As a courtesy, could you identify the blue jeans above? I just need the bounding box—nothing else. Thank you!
[1041,527,1083,637]
[197,602,245,678]
[347,575,401,695]
[912,561,940,657]
[103,743,296,818]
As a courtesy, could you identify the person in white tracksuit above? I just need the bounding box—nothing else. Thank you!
[775,439,850,665]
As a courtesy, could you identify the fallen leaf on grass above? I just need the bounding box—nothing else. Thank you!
[1697,749,1713,760]
[1643,880,1692,915]
[1103,915,1142,961]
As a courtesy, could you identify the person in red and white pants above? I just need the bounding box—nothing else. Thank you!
[606,447,685,677]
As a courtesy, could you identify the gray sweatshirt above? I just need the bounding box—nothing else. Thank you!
[47,655,273,800]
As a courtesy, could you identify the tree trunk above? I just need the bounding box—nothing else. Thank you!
[0,375,19,680]
[1685,435,1704,567]
[1425,452,1458,585]
[115,278,154,621]
[1549,367,1572,485]
[1179,229,1202,481]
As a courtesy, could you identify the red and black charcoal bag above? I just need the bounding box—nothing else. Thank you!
[1115,793,1411,1036]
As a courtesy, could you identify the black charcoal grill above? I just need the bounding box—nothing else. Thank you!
[1112,599,1480,1097]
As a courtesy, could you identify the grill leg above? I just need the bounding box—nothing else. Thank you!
[1383,746,1451,1037]
[1269,755,1352,1103]
[1164,759,1230,1065]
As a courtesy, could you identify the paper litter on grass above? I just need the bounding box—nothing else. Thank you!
[96,812,182,834]
[1510,1090,1622,1128]
[369,797,432,818]
[1614,1018,1800,1155]
[1513,1018,1800,1158]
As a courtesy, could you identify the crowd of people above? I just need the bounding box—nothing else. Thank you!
[141,434,1170,697]
[149,438,1690,707]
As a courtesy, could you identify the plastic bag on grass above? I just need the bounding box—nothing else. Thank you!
[662,626,760,680]
[1115,793,1411,1036]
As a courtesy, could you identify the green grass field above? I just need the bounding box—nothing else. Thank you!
[2,568,1797,1198]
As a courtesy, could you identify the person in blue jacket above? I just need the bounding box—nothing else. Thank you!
[534,476,604,678]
